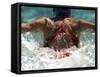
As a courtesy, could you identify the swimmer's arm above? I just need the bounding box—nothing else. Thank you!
[21,17,55,32]
[21,23,33,32]
[78,19,95,31]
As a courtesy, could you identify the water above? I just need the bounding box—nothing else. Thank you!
[21,6,95,71]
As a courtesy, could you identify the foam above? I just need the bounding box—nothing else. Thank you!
[21,31,95,71]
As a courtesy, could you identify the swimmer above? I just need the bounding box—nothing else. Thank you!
[21,17,95,58]
[21,9,95,58]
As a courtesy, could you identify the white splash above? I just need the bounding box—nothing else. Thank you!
[21,31,95,71]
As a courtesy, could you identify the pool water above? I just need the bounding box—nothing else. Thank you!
[21,6,95,70]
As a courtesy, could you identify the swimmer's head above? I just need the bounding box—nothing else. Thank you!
[53,8,71,19]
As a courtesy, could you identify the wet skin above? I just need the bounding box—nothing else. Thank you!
[21,17,95,58]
